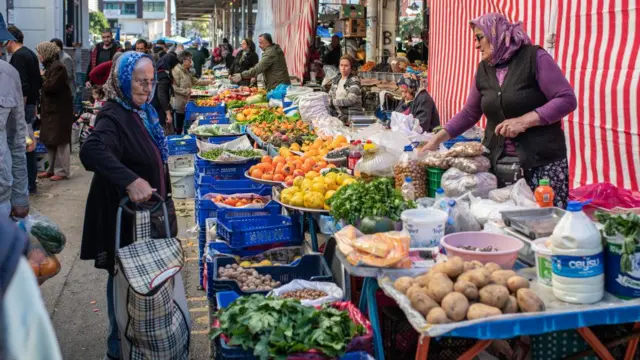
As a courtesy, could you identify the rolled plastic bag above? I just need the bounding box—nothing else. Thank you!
[448,155,491,174]
[441,168,497,198]
[268,280,343,306]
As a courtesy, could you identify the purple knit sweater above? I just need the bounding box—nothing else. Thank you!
[444,49,577,155]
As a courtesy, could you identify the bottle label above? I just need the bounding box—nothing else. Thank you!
[543,194,550,202]
[552,253,604,278]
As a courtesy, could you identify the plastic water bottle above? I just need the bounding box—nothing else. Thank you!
[401,176,416,201]
[550,201,604,304]
[435,188,445,201]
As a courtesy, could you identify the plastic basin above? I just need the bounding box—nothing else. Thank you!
[440,231,524,269]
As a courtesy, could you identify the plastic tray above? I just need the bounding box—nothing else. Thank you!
[243,171,286,186]
[442,136,482,149]
[197,178,272,193]
[272,188,330,214]
[207,135,245,144]
[216,214,293,248]
[167,135,197,155]
[501,207,566,239]
[207,241,295,259]
[195,156,258,180]
[209,254,333,296]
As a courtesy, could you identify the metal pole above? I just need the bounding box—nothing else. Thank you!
[241,0,247,39]
[366,0,379,62]
[247,0,253,38]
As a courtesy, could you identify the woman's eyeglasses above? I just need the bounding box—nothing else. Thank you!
[474,34,485,43]
[133,79,157,88]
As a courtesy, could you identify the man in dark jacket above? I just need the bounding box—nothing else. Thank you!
[85,29,122,87]
[186,41,206,78]
[6,25,40,194]
[232,33,290,91]
[322,35,341,67]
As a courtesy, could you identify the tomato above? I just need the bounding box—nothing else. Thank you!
[251,169,264,178]
[262,172,274,181]
[224,198,239,206]
[261,155,272,164]
[273,174,285,182]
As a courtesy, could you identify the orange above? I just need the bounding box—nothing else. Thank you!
[251,169,264,178]
[261,163,274,173]
[274,163,285,174]
[272,156,286,165]
[304,158,316,167]
[301,163,312,173]
[292,159,304,169]
[262,172,274,181]
[273,174,285,182]
[317,160,328,168]
[282,164,294,176]
[261,155,272,164]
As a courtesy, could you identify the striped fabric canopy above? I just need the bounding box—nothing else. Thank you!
[428,0,639,191]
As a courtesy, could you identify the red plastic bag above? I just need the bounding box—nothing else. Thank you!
[570,182,640,209]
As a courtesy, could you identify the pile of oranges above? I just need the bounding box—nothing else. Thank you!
[248,155,336,186]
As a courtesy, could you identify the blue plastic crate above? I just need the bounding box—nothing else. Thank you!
[167,135,197,155]
[207,135,245,144]
[195,156,258,180]
[216,213,293,248]
[206,241,284,259]
[442,136,482,149]
[210,254,332,296]
[35,142,48,154]
[185,102,226,123]
[197,178,271,193]
[196,195,280,227]
[197,113,229,125]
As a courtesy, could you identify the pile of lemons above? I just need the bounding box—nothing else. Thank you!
[279,171,357,210]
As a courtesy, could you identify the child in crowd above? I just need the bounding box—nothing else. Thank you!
[74,85,106,145]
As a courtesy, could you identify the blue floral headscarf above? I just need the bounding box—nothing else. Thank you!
[104,51,168,161]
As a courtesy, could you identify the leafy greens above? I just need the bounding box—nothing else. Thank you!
[595,211,640,272]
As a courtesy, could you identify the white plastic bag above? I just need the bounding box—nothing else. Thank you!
[488,179,537,208]
[470,195,523,226]
[432,197,482,233]
[354,145,399,179]
[448,156,491,174]
[322,65,338,87]
[268,280,344,306]
[440,168,498,198]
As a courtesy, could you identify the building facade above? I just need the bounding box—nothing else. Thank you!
[99,0,168,40]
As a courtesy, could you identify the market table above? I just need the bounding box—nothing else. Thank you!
[378,267,640,360]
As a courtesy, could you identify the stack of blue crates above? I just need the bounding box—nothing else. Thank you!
[185,101,227,126]
[167,135,197,156]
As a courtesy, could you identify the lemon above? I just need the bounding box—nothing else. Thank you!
[293,176,305,187]
[324,172,337,181]
[259,260,273,266]
[323,176,337,190]
[290,193,304,207]
[239,261,252,267]
[311,183,327,194]
[305,171,320,179]
[335,173,349,185]
[341,178,357,186]
[280,192,292,204]
[301,179,313,192]
[304,192,325,209]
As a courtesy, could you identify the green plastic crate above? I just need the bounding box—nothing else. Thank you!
[427,167,445,197]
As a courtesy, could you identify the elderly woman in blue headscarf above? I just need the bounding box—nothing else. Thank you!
[395,72,440,132]
[78,51,178,360]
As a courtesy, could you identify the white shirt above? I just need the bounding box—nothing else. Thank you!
[335,77,348,100]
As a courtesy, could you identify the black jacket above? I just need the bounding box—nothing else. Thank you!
[395,89,440,133]
[476,45,567,170]
[79,100,171,273]
[9,46,42,105]
[322,46,341,67]
[152,70,173,126]
[230,50,259,85]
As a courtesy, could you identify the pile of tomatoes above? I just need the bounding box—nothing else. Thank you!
[248,155,336,186]
[211,194,268,208]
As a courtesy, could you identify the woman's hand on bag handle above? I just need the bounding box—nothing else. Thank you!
[126,178,156,203]
[419,129,451,154]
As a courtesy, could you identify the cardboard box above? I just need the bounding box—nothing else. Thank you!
[341,4,365,19]
[343,19,366,38]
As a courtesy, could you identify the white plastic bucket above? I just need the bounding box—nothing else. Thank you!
[532,238,552,287]
[170,168,195,199]
[401,208,448,248]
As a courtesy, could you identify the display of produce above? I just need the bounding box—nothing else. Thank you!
[279,289,328,300]
[249,118,314,146]
[217,264,281,292]
[209,194,269,208]
[195,98,222,107]
[225,100,246,109]
[278,171,357,209]
[394,145,427,198]
[235,105,283,123]
[212,295,365,359]
[327,177,416,225]
[334,226,411,268]
[199,148,263,161]
[191,123,243,136]
[596,211,640,272]
[392,256,544,324]
[248,154,337,184]
[299,135,349,158]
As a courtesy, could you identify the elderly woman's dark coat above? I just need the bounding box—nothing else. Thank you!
[79,100,172,273]
[40,60,74,145]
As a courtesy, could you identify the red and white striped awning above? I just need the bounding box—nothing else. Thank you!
[429,0,639,191]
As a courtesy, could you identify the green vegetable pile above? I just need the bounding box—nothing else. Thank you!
[226,100,246,109]
[200,148,263,161]
[327,178,416,225]
[192,124,242,136]
[211,295,363,360]
[595,211,640,272]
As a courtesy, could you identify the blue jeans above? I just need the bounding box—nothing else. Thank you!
[106,274,120,359]
[25,105,37,192]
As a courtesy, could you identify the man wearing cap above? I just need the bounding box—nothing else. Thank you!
[5,25,39,195]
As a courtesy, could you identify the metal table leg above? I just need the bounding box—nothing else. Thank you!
[307,212,318,252]
[359,277,385,360]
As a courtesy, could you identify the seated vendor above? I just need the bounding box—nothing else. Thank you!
[395,72,440,133]
[328,54,363,124]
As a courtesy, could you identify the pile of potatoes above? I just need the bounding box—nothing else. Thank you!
[393,257,545,324]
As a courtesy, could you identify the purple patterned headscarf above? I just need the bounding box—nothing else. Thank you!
[471,13,532,66]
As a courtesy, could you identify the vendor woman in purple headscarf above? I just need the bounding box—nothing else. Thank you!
[395,72,440,133]
[420,13,577,208]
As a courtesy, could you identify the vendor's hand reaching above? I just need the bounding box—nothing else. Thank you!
[418,139,439,153]
[495,118,528,138]
[231,74,242,83]
[126,178,156,203]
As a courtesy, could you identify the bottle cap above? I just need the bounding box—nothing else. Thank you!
[404,145,413,152]
[540,179,550,186]
[448,199,456,207]
[436,188,444,194]
[405,176,413,182]
[566,201,583,212]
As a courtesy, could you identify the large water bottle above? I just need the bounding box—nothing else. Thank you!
[551,201,604,304]
[401,176,416,201]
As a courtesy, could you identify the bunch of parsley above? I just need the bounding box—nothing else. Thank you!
[211,295,363,360]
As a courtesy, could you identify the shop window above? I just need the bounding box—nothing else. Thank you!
[143,2,165,12]
[105,3,119,10]
[123,3,136,15]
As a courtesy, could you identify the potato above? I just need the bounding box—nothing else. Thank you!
[440,292,469,321]
[406,284,424,300]
[479,284,510,309]
[394,277,415,294]
[458,269,490,289]
[410,291,439,316]
[471,260,484,269]
[490,270,517,287]
[507,276,530,293]
[502,296,518,314]
[414,273,433,288]
[430,262,449,275]
[454,279,479,300]
[427,273,454,303]
[484,262,502,274]
[426,307,451,324]
[463,261,483,272]
[517,288,546,312]
[445,256,465,278]
[467,303,503,320]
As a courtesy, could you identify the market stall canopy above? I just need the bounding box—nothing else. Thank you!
[175,0,224,20]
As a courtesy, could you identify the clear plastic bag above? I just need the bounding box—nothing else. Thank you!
[26,234,61,285]
[448,155,491,174]
[18,212,67,255]
[394,147,427,198]
[419,151,451,169]
[446,142,486,157]
[488,178,537,208]
[470,197,523,226]
[268,280,344,307]
[432,197,482,233]
[440,168,498,198]
[354,144,399,182]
